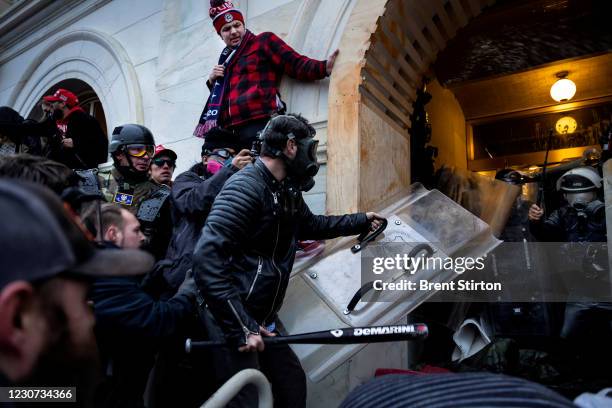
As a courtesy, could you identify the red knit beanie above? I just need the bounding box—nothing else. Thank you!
[209,1,244,33]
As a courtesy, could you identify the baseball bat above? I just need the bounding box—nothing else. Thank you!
[185,323,428,353]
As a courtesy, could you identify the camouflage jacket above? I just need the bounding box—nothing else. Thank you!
[79,167,173,260]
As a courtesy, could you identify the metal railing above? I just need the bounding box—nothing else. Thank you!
[201,368,273,408]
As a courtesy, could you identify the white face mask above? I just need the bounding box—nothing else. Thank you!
[565,191,596,208]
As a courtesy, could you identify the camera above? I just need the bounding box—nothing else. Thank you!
[250,139,262,158]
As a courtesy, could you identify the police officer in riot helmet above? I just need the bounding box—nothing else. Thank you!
[79,124,173,260]
[529,168,611,375]
[529,166,606,242]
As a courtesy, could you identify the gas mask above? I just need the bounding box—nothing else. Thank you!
[565,192,598,231]
[260,114,320,191]
[557,167,602,212]
[565,191,596,212]
[284,137,319,192]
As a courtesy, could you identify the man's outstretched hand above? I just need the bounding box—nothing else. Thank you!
[326,49,339,76]
[366,212,385,232]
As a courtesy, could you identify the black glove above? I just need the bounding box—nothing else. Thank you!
[175,268,197,300]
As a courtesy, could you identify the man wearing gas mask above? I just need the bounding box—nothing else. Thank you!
[528,166,606,242]
[192,114,384,408]
[142,129,252,407]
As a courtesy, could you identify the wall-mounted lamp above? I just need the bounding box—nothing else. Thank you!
[555,116,577,134]
[550,71,576,102]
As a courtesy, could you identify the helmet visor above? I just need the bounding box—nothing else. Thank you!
[126,144,155,158]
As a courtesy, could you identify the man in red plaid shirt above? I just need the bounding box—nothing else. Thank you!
[202,0,339,150]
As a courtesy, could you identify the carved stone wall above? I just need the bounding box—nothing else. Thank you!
[327,0,497,213]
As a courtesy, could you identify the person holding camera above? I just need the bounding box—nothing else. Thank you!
[142,129,251,407]
[193,114,383,408]
[161,128,250,293]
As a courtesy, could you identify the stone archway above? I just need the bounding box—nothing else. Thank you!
[7,29,143,135]
[327,0,496,213]
[28,78,108,137]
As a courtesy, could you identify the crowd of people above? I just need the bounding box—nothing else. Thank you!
[1,1,610,407]
[0,2,383,407]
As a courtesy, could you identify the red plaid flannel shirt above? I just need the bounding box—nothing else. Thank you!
[219,31,327,128]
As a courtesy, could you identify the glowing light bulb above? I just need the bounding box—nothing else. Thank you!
[550,78,576,102]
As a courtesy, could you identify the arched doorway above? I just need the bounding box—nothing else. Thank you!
[327,0,612,213]
[327,0,497,214]
[9,29,144,135]
[28,78,108,138]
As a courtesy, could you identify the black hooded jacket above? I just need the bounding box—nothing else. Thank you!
[193,158,369,345]
[162,162,237,290]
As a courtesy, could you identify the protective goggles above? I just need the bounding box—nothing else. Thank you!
[208,149,233,160]
[125,144,155,158]
[152,158,176,167]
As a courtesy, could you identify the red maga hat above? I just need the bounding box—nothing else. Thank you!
[153,144,177,160]
[43,88,79,108]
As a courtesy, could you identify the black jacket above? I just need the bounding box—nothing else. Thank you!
[163,162,237,290]
[193,159,369,345]
[49,110,108,169]
[91,276,193,339]
[90,275,194,408]
[529,201,606,242]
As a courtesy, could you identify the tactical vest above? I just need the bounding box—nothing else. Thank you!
[77,167,171,237]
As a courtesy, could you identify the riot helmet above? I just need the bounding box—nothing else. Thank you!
[109,124,156,179]
[109,124,155,154]
[260,114,320,192]
[556,166,602,210]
